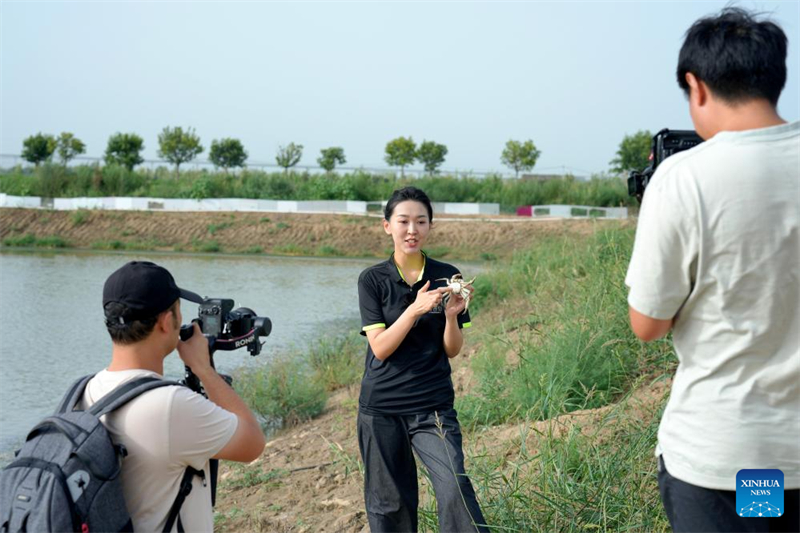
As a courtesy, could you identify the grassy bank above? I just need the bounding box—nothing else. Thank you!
[457,227,673,428]
[0,163,635,210]
[234,332,364,427]
[224,223,674,532]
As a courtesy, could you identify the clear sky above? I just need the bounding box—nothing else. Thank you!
[1,0,798,177]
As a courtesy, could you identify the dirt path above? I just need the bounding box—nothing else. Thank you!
[0,209,624,260]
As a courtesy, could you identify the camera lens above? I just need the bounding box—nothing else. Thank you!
[254,317,272,337]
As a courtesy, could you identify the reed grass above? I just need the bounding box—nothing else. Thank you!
[420,386,670,532]
[235,357,328,427]
[457,226,674,428]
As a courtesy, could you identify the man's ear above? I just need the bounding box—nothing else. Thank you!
[685,72,708,107]
[156,309,174,333]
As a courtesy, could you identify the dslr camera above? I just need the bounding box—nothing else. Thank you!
[179,297,272,392]
[181,298,272,356]
[628,128,703,201]
[178,298,272,506]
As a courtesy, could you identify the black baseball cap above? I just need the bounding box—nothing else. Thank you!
[103,261,204,321]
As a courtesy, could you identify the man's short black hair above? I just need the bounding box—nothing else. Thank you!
[677,7,787,106]
[105,300,178,345]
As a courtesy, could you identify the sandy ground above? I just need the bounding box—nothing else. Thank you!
[0,209,622,260]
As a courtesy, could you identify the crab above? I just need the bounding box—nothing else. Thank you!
[436,274,476,314]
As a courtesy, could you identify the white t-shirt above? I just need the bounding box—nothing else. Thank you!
[626,121,800,491]
[79,369,238,532]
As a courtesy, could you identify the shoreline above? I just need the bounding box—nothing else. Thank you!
[1,208,624,262]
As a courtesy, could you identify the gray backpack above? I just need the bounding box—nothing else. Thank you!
[0,375,203,533]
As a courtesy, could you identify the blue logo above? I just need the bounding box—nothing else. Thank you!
[736,469,784,518]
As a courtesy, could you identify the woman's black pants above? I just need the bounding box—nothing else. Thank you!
[357,408,489,533]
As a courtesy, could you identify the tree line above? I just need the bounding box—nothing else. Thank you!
[18,128,654,177]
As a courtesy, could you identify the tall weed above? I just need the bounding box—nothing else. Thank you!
[235,357,327,427]
[306,331,364,391]
[458,226,674,427]
[434,391,670,532]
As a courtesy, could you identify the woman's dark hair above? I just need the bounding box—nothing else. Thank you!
[677,7,787,106]
[384,187,433,221]
[105,300,179,345]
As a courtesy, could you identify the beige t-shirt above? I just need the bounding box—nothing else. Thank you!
[79,369,238,532]
[626,121,800,491]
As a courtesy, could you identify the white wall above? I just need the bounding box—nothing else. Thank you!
[523,204,628,219]
[0,195,502,216]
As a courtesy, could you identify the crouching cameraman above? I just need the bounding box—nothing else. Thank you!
[79,261,266,532]
[625,7,799,533]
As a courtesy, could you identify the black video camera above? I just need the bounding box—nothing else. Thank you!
[178,297,272,393]
[628,128,703,201]
[177,298,271,506]
[180,298,272,356]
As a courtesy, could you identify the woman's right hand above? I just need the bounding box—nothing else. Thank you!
[409,280,445,317]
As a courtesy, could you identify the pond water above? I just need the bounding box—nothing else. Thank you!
[0,250,378,457]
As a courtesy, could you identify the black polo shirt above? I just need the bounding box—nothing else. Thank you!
[357,253,472,415]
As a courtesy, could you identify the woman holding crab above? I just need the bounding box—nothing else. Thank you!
[356,186,488,532]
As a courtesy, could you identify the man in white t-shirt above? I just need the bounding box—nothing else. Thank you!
[625,7,799,533]
[80,261,266,532]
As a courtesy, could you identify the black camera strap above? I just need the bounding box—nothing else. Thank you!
[163,466,206,533]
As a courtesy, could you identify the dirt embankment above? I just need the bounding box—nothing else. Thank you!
[0,209,615,260]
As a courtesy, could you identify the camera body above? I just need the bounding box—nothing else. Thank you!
[196,298,272,356]
[180,298,272,356]
[628,128,704,201]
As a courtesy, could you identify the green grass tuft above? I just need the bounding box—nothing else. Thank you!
[317,245,343,257]
[70,209,90,226]
[235,357,327,426]
[2,234,68,248]
[306,331,363,391]
[207,221,233,235]
[91,240,125,250]
[191,239,221,253]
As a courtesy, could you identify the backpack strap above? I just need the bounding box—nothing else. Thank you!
[56,374,94,414]
[89,377,181,418]
[163,466,206,533]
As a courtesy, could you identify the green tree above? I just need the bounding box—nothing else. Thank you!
[417,140,448,175]
[610,130,652,174]
[157,126,203,176]
[276,142,303,173]
[317,147,346,173]
[105,133,144,171]
[21,133,56,167]
[384,136,417,177]
[501,139,541,178]
[56,132,86,166]
[209,138,248,172]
